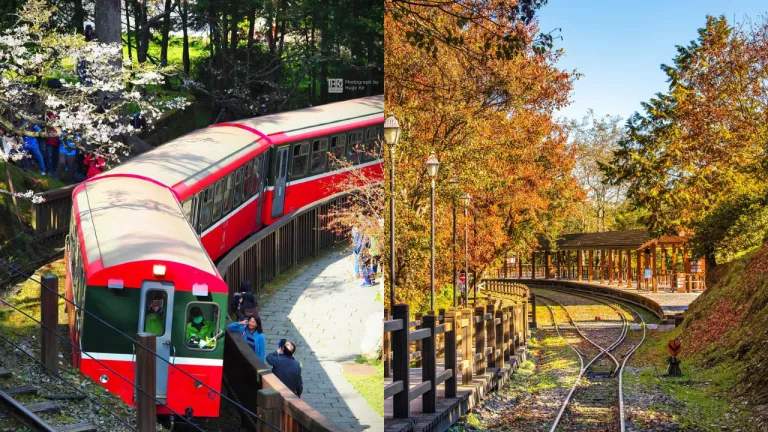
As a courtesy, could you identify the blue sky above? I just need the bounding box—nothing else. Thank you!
[536,1,768,122]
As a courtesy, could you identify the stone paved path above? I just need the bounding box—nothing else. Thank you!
[258,251,383,432]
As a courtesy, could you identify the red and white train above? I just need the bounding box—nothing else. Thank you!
[65,96,384,419]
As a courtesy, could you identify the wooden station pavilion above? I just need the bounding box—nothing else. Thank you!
[498,229,706,292]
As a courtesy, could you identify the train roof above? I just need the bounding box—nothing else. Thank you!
[101,96,384,190]
[74,176,217,275]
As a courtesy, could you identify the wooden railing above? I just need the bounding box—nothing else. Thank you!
[384,282,529,419]
[31,183,79,242]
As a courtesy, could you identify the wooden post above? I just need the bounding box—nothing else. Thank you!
[495,309,504,370]
[256,389,283,432]
[518,253,523,278]
[444,310,457,398]
[485,304,495,368]
[566,250,572,280]
[636,249,642,290]
[661,247,667,291]
[626,249,632,289]
[545,251,550,278]
[136,333,157,432]
[588,250,594,282]
[421,315,437,414]
[502,307,511,361]
[577,250,583,281]
[474,306,486,376]
[554,251,559,279]
[523,300,529,344]
[531,252,536,279]
[608,250,614,284]
[392,304,410,418]
[437,308,446,358]
[462,308,473,385]
[530,294,537,329]
[414,312,423,367]
[40,274,59,375]
[652,245,658,293]
[383,308,391,378]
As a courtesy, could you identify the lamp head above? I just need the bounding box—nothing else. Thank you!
[383,113,401,147]
[426,152,439,178]
[460,193,471,207]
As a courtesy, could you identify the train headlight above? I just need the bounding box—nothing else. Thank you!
[99,374,109,384]
[153,264,166,278]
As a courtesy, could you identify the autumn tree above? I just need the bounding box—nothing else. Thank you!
[385,0,578,309]
[603,15,768,268]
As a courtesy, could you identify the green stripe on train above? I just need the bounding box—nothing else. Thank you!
[81,287,228,360]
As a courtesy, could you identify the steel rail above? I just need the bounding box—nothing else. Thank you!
[0,389,57,432]
[535,293,628,432]
[616,302,647,432]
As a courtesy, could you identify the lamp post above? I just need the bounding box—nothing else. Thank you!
[383,113,401,307]
[426,152,440,311]
[449,176,458,308]
[460,193,471,306]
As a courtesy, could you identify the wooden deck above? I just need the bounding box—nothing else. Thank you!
[384,347,527,432]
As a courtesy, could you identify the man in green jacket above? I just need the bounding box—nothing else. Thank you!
[186,306,216,349]
[144,294,165,336]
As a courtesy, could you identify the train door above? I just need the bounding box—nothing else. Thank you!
[271,146,289,218]
[255,152,268,227]
[137,281,175,402]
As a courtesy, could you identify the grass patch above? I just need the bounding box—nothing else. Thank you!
[344,356,383,416]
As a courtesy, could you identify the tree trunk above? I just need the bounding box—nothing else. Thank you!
[246,5,257,68]
[95,0,123,67]
[265,0,275,56]
[160,0,173,66]
[72,0,85,34]
[229,0,239,53]
[319,0,329,104]
[181,0,190,75]
[136,0,147,63]
[125,0,133,63]
[4,161,24,229]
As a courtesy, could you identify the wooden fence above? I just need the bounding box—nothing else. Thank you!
[31,183,79,243]
[383,281,529,420]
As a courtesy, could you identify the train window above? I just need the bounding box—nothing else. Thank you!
[199,186,213,232]
[347,130,363,165]
[310,138,328,174]
[252,156,262,196]
[185,302,220,351]
[144,291,167,337]
[212,179,224,222]
[182,198,193,221]
[223,174,234,214]
[281,149,289,178]
[361,127,378,162]
[291,142,310,178]
[243,161,253,197]
[329,135,347,169]
[233,168,244,207]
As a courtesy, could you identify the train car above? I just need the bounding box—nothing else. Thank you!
[65,176,228,418]
[66,96,384,419]
[102,95,385,261]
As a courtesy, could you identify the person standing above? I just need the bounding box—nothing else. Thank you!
[227,315,266,362]
[44,114,59,175]
[351,226,362,278]
[266,341,303,397]
[84,152,105,178]
[20,121,46,175]
[55,134,77,183]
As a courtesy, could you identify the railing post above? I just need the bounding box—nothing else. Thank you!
[257,389,283,432]
[444,309,457,398]
[495,308,504,370]
[136,333,157,432]
[524,299,529,344]
[422,314,437,413]
[383,307,391,378]
[40,274,59,375]
[414,312,424,367]
[503,306,511,361]
[530,294,537,329]
[485,304,495,368]
[474,306,486,376]
[462,308,473,385]
[438,308,446,358]
[392,304,410,419]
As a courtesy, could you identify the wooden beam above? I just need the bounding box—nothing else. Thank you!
[577,250,583,281]
[652,245,658,293]
[588,250,593,282]
[626,249,632,288]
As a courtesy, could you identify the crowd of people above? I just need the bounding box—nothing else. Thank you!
[0,121,105,183]
[352,223,381,287]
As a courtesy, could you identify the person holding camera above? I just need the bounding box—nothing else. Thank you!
[266,340,303,397]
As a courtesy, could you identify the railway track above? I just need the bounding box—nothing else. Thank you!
[532,289,647,432]
[0,365,96,432]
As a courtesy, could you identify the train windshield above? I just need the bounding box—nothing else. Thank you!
[185,302,220,351]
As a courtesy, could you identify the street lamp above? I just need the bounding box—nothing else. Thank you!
[383,113,400,307]
[449,176,458,309]
[460,193,471,306]
[426,152,439,311]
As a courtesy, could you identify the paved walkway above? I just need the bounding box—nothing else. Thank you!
[258,251,383,432]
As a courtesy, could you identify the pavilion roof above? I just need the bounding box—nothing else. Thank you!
[536,229,690,251]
